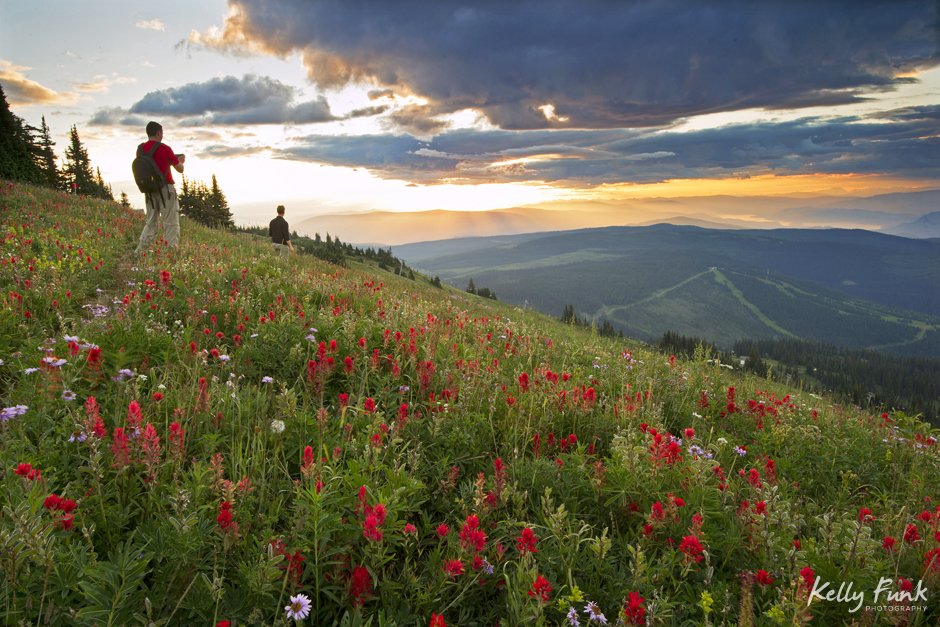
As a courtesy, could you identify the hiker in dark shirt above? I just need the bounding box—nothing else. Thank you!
[269,205,294,257]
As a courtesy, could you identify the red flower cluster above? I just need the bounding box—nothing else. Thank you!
[349,565,372,608]
[679,535,705,563]
[301,445,316,479]
[799,567,816,593]
[648,431,682,466]
[140,423,161,478]
[459,514,486,554]
[443,559,464,578]
[44,493,77,530]
[358,486,387,543]
[755,569,775,586]
[527,575,551,602]
[516,527,538,556]
[622,591,646,626]
[493,457,506,499]
[126,400,143,432]
[110,428,131,470]
[268,538,305,587]
[13,463,41,481]
[169,421,185,458]
[217,501,236,533]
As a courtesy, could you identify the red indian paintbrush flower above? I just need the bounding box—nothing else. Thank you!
[459,514,486,553]
[679,535,705,563]
[755,570,775,586]
[443,559,464,578]
[528,575,551,602]
[516,527,538,556]
[349,566,372,608]
[623,591,646,626]
[111,428,131,470]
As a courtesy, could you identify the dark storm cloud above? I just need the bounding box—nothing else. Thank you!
[188,0,939,130]
[125,74,338,125]
[273,105,940,185]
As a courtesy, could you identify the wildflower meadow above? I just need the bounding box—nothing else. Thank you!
[1,180,938,626]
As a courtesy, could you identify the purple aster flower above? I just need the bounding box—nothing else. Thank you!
[285,594,311,621]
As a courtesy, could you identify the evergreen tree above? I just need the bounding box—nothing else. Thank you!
[179,175,234,228]
[179,175,208,223]
[561,304,577,325]
[466,278,476,295]
[208,174,233,227]
[120,190,131,209]
[0,84,46,185]
[35,116,60,188]
[63,125,96,195]
[747,345,768,378]
[95,167,114,200]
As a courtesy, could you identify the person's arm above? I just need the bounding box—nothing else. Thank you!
[173,154,185,174]
[284,224,294,251]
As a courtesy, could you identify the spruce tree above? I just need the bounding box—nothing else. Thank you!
[35,116,60,188]
[120,191,131,208]
[466,278,476,294]
[179,176,209,224]
[95,167,114,200]
[0,84,46,185]
[208,174,233,227]
[63,125,96,195]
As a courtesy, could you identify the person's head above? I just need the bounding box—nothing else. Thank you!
[276,205,286,216]
[146,121,163,140]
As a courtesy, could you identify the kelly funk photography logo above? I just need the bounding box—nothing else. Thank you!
[809,576,929,614]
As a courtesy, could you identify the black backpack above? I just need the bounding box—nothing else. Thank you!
[132,142,167,210]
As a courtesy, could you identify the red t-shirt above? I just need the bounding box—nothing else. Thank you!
[139,141,180,185]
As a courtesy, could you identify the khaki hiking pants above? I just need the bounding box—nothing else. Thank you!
[136,184,180,254]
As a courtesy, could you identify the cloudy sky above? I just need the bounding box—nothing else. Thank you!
[2,0,938,226]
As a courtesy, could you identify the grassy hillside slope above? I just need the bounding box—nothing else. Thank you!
[1,181,939,626]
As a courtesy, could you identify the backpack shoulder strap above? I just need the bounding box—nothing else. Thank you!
[137,142,161,158]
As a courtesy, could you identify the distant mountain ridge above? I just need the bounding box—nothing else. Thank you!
[883,211,940,238]
[288,189,940,246]
[393,224,940,356]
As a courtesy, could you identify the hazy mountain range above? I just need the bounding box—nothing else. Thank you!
[390,224,940,356]
[290,189,940,246]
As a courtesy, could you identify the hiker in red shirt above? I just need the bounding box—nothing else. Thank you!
[135,121,185,254]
